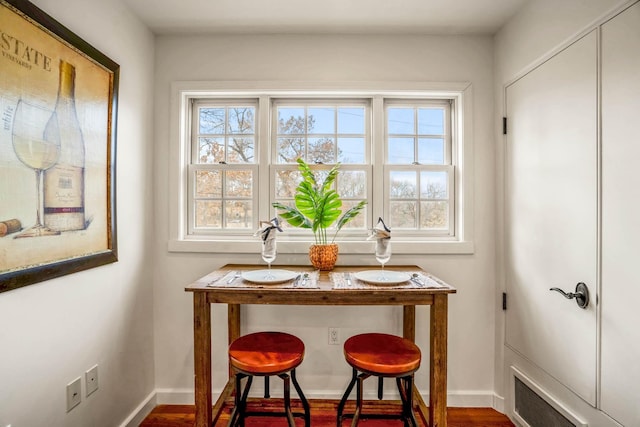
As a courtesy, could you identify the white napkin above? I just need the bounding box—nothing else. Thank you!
[254,217,282,254]
[368,217,391,252]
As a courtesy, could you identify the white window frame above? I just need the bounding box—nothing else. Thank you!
[384,99,455,237]
[270,97,372,241]
[168,81,474,254]
[188,99,259,236]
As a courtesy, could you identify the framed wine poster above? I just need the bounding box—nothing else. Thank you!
[0,0,118,293]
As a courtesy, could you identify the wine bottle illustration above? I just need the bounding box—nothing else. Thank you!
[43,60,86,231]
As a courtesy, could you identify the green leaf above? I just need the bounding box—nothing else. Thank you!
[335,200,368,232]
[277,158,365,243]
[271,202,312,228]
[313,190,342,231]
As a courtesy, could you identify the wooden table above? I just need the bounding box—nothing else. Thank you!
[185,264,456,427]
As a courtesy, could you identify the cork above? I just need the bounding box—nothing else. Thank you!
[0,219,22,237]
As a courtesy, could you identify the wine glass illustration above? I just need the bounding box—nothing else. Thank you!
[375,238,391,281]
[261,237,277,279]
[11,99,61,238]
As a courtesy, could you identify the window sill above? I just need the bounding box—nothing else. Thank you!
[167,238,474,255]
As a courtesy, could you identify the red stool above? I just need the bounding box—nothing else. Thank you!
[228,331,310,427]
[337,333,421,427]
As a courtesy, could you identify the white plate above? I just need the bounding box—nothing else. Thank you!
[241,269,298,284]
[353,270,411,285]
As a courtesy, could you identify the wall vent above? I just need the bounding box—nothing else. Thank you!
[510,367,587,427]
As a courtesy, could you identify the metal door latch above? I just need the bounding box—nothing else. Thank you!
[549,282,590,309]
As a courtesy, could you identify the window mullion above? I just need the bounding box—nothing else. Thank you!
[445,101,453,165]
[258,95,271,219]
[372,95,385,225]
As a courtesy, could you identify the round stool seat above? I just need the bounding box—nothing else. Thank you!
[229,331,305,375]
[344,333,421,376]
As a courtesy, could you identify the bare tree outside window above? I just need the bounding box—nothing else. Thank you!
[194,105,256,230]
[186,96,456,240]
[273,104,368,232]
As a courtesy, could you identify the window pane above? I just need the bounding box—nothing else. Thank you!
[418,138,444,164]
[388,137,414,164]
[278,107,305,134]
[225,170,252,197]
[225,201,253,228]
[195,200,222,228]
[277,137,305,164]
[228,107,255,134]
[338,138,365,164]
[195,170,222,198]
[390,171,417,198]
[338,107,365,134]
[199,108,225,134]
[388,107,414,134]
[421,201,448,229]
[227,137,254,163]
[198,137,224,164]
[337,170,366,198]
[420,171,448,199]
[390,201,417,228]
[308,137,336,163]
[418,108,444,135]
[308,107,335,134]
[276,170,302,198]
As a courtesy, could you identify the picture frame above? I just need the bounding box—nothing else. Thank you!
[0,0,119,293]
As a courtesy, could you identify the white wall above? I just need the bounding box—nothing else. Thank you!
[493,0,629,414]
[0,0,156,426]
[153,34,498,405]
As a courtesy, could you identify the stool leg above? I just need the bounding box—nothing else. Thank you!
[228,374,253,427]
[337,368,358,427]
[377,376,384,400]
[227,374,242,427]
[406,375,417,427]
[291,368,311,427]
[279,373,296,427]
[396,375,417,427]
[350,374,367,427]
[240,375,253,427]
[264,376,270,398]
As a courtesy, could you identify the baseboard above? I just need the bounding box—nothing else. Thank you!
[125,388,507,424]
[493,393,506,413]
[118,390,157,427]
[447,390,497,407]
[155,388,198,404]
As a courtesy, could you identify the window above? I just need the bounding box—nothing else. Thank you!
[189,100,257,234]
[385,100,454,235]
[169,82,473,254]
[272,100,370,234]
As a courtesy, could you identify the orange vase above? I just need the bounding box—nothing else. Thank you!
[308,244,339,270]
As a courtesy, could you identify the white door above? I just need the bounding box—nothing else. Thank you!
[601,3,640,425]
[505,30,598,405]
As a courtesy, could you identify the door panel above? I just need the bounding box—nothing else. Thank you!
[601,3,640,425]
[505,31,597,405]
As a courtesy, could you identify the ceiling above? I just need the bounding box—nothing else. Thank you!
[122,0,528,36]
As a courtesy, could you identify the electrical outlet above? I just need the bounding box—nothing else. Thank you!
[328,327,340,345]
[66,377,82,412]
[85,364,99,397]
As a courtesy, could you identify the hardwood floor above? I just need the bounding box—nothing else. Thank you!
[140,399,515,426]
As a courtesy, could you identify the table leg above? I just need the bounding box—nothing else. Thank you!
[403,305,416,342]
[228,304,241,378]
[430,294,448,427]
[194,293,212,427]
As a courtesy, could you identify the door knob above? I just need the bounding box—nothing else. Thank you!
[549,282,590,309]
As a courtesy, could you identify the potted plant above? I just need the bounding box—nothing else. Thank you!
[272,158,367,270]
